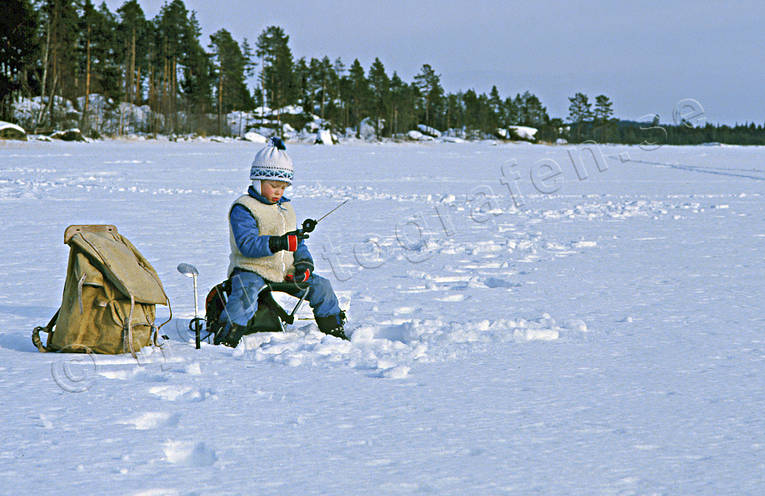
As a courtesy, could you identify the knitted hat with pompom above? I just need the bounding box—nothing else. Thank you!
[250,137,293,185]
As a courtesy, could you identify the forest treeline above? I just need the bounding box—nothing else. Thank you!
[2,0,765,144]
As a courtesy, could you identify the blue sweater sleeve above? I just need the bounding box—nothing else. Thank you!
[230,204,273,258]
[294,238,314,268]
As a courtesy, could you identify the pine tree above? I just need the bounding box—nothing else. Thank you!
[152,0,189,131]
[79,2,122,107]
[180,11,213,130]
[568,92,592,123]
[445,92,463,131]
[568,92,592,140]
[521,92,548,127]
[256,25,296,123]
[325,57,345,127]
[593,94,614,142]
[294,57,311,115]
[37,0,79,129]
[347,58,369,135]
[210,28,253,134]
[0,0,38,121]
[413,63,443,128]
[593,94,613,122]
[367,57,389,138]
[306,56,333,119]
[389,71,415,135]
[502,96,519,126]
[116,0,150,106]
[240,38,256,79]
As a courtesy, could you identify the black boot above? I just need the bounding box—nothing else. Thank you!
[214,323,245,347]
[315,312,348,340]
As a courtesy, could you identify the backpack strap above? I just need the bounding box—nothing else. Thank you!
[32,309,60,352]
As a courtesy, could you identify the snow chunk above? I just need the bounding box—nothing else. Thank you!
[163,441,217,466]
[563,319,588,332]
[572,240,597,248]
[382,365,411,379]
[508,125,538,141]
[244,131,267,143]
[359,117,380,140]
[315,129,335,145]
[119,412,180,430]
[417,124,442,137]
[50,128,86,142]
[407,130,423,140]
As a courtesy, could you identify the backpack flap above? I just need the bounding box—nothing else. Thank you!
[34,225,171,355]
[68,230,168,306]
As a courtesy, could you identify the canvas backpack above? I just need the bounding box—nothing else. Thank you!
[32,225,171,356]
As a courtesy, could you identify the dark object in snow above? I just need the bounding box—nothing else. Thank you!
[208,279,311,347]
[315,312,348,340]
[50,128,86,141]
[206,279,348,346]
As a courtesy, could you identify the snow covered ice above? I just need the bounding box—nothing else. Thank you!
[1,139,764,494]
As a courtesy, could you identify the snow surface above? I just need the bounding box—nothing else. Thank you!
[1,140,764,494]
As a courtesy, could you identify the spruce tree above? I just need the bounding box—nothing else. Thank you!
[489,85,503,126]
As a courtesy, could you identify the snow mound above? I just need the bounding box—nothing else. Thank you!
[417,124,442,137]
[244,131,267,143]
[118,412,180,430]
[315,129,335,145]
[50,128,86,142]
[0,121,26,139]
[407,130,435,142]
[163,440,217,466]
[359,117,380,141]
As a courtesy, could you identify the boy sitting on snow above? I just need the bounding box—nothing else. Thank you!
[216,137,347,343]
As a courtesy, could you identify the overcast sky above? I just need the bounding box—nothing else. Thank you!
[103,0,764,125]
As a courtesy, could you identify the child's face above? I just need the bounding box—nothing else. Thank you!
[261,180,289,203]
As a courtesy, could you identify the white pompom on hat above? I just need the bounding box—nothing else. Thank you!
[250,137,294,185]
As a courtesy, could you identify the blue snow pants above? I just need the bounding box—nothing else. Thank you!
[220,268,341,332]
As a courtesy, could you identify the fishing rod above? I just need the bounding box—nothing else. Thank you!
[295,199,350,236]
